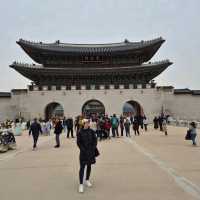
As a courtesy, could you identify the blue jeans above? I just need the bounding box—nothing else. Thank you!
[112,127,119,137]
[63,125,67,133]
[191,134,197,145]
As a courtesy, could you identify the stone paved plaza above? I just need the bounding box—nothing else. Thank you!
[1,126,200,200]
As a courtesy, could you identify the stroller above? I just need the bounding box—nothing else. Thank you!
[0,129,17,153]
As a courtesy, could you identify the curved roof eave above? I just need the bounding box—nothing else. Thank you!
[17,37,165,54]
[10,60,172,76]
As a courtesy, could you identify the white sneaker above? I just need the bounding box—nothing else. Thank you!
[85,180,92,187]
[79,184,84,193]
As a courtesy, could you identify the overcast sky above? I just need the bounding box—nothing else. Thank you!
[0,0,199,91]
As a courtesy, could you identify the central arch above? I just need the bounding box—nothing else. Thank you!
[123,100,144,117]
[82,99,105,117]
[45,102,64,120]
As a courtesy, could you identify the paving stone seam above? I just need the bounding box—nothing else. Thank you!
[124,137,200,200]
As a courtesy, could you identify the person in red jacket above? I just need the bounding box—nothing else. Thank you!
[104,118,111,139]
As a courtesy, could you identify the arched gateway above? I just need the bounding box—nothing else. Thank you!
[123,100,144,117]
[45,102,64,120]
[82,99,105,117]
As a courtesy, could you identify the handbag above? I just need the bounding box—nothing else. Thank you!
[95,148,100,157]
[185,130,192,140]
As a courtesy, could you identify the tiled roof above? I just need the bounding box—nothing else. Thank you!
[10,60,172,73]
[17,37,165,53]
[174,89,200,95]
[0,92,11,98]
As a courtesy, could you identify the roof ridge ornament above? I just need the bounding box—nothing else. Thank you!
[55,40,60,44]
[124,39,129,43]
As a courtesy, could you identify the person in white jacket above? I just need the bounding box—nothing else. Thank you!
[143,117,148,132]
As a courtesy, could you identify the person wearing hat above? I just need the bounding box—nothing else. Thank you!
[189,122,197,146]
[77,119,99,193]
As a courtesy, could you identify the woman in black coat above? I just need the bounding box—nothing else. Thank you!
[153,117,159,129]
[133,117,140,136]
[77,119,98,193]
[54,118,63,148]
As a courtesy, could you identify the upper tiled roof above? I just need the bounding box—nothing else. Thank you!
[17,37,165,53]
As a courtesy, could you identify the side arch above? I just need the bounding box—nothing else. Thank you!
[122,100,144,117]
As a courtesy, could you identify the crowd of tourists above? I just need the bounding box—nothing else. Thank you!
[0,118,34,135]
[74,114,149,139]
[0,113,198,149]
[28,114,149,150]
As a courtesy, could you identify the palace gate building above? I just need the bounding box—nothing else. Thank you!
[0,37,200,121]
